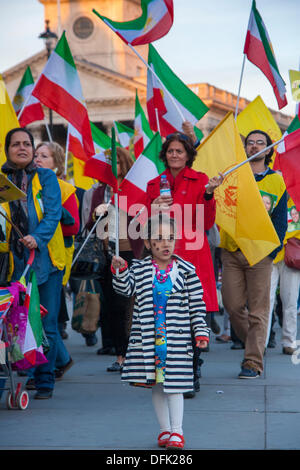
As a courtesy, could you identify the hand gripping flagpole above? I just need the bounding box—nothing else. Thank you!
[205,136,284,188]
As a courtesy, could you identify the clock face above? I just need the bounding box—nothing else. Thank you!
[73,16,94,39]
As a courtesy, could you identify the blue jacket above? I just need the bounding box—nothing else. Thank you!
[11,168,62,285]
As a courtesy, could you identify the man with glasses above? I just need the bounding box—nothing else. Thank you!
[220,130,287,378]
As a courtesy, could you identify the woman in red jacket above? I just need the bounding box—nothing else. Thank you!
[146,132,223,313]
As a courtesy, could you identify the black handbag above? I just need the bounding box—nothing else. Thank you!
[70,230,107,280]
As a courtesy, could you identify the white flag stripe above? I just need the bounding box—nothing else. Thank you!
[124,154,159,192]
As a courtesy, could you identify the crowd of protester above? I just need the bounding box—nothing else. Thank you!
[0,123,299,447]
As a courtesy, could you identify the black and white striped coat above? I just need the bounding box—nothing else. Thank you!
[112,255,209,393]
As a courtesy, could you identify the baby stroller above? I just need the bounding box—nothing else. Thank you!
[0,250,48,410]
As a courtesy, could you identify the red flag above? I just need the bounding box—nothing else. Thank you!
[277,128,300,210]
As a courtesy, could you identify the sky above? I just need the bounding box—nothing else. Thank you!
[0,0,299,117]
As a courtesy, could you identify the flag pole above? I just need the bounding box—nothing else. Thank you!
[45,122,53,142]
[234,54,246,120]
[205,136,284,187]
[114,192,120,277]
[155,108,161,134]
[93,11,186,123]
[64,126,70,176]
[127,42,186,122]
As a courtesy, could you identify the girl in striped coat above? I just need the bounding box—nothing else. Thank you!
[111,214,209,450]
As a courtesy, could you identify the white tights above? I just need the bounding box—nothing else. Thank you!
[151,384,184,440]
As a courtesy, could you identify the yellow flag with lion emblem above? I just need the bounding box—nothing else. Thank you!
[193,112,280,266]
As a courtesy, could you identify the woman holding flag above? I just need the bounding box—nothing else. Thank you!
[146,132,223,312]
[0,128,65,399]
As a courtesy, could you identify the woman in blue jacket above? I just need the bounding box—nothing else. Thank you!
[1,128,66,399]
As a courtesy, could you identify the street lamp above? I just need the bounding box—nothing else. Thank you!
[39,20,58,136]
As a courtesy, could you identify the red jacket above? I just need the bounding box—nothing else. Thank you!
[146,167,218,312]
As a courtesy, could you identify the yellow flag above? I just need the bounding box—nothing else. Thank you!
[193,112,280,266]
[71,153,94,190]
[0,75,20,168]
[289,69,300,102]
[236,95,282,143]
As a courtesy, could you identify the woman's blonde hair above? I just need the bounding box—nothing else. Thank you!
[35,141,65,178]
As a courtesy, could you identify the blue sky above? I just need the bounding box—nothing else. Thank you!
[1,0,299,116]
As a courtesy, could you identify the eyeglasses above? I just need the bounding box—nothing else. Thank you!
[246,139,267,146]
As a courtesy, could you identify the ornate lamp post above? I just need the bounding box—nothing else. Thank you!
[38,20,58,136]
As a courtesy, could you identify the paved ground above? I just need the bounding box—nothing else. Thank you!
[0,312,299,452]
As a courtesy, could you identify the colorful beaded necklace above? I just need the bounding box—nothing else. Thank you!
[152,259,173,283]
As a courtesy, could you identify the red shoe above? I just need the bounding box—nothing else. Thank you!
[157,431,171,447]
[166,433,185,449]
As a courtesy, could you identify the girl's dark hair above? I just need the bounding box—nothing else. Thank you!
[142,213,176,258]
[159,133,197,168]
[5,127,35,158]
[245,129,274,166]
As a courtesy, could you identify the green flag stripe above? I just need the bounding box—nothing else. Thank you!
[55,31,76,69]
[142,132,165,173]
[252,1,281,76]
[17,66,34,92]
[287,115,300,134]
[135,91,153,139]
[111,126,118,179]
[148,45,208,119]
[93,1,152,32]
[28,270,43,347]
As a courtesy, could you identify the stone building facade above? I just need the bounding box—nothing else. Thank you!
[2,0,292,147]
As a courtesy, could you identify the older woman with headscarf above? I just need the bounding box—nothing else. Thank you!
[0,128,65,399]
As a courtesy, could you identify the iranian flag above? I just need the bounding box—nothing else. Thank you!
[32,32,94,157]
[118,132,165,211]
[13,66,44,127]
[84,127,118,192]
[276,126,300,210]
[244,0,287,110]
[147,44,208,138]
[10,270,48,370]
[114,121,134,149]
[273,115,300,170]
[68,122,117,189]
[93,0,173,46]
[134,91,153,159]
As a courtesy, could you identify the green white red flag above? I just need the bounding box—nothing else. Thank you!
[32,32,94,157]
[118,132,165,211]
[134,91,153,159]
[84,127,118,193]
[273,115,300,171]
[243,0,287,110]
[114,121,134,149]
[93,0,173,46]
[275,125,300,210]
[67,121,119,162]
[147,44,208,138]
[13,66,44,127]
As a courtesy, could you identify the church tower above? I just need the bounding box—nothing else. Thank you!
[39,0,147,79]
